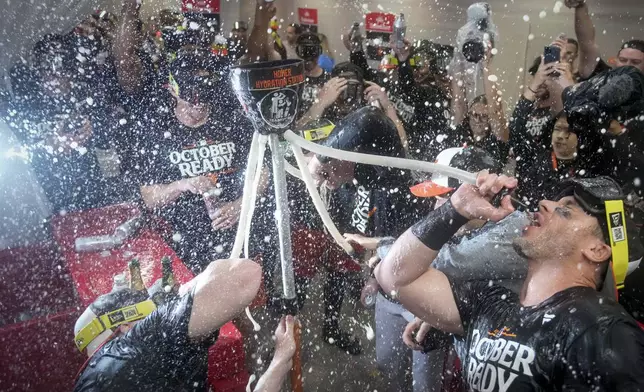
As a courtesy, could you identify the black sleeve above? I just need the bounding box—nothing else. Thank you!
[127,289,218,355]
[509,97,541,159]
[603,130,644,188]
[397,58,415,96]
[349,50,378,82]
[562,320,644,391]
[448,279,514,335]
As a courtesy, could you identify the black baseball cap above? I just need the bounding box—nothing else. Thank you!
[168,48,228,104]
[620,39,644,54]
[555,177,644,296]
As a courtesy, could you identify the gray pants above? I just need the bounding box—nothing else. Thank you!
[375,293,445,392]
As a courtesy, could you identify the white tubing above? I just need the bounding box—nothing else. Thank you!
[284,130,478,185]
[284,159,303,180]
[230,132,261,259]
[244,135,268,258]
[290,143,356,256]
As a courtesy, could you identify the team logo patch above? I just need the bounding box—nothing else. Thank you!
[258,88,298,129]
[609,212,626,242]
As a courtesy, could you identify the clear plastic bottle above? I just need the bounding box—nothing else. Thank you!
[393,13,407,49]
[203,187,223,219]
[349,22,362,51]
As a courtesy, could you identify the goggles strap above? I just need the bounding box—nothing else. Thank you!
[604,200,629,289]
[303,123,335,142]
[74,299,157,352]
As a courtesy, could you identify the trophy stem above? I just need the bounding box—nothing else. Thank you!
[268,133,296,301]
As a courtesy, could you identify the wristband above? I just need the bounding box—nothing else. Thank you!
[411,199,468,251]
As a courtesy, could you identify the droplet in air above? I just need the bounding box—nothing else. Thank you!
[528,34,535,41]
[491,48,498,55]
[523,15,530,22]
[487,75,498,82]
[539,11,547,18]
[172,232,182,242]
[215,245,224,253]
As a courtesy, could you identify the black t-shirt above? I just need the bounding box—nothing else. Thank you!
[74,290,218,392]
[450,280,644,391]
[445,123,510,165]
[126,95,255,272]
[583,58,612,81]
[299,72,330,118]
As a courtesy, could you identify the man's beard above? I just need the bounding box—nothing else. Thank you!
[512,237,532,259]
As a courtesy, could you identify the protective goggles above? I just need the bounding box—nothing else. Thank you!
[74,299,156,352]
[296,43,321,61]
[341,79,364,103]
[557,177,629,289]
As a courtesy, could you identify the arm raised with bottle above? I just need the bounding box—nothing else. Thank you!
[374,172,517,333]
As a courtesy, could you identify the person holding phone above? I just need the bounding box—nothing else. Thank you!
[564,0,644,79]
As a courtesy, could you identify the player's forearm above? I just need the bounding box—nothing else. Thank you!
[387,109,409,151]
[253,357,292,392]
[114,0,143,94]
[246,4,272,61]
[296,102,327,127]
[375,200,468,292]
[140,181,184,209]
[450,72,467,127]
[574,4,600,78]
[483,67,509,142]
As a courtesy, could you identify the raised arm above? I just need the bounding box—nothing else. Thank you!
[450,67,468,127]
[244,0,278,62]
[188,258,262,339]
[375,173,517,334]
[113,0,144,94]
[482,54,509,142]
[565,0,601,79]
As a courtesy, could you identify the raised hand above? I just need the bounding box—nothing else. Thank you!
[450,171,517,222]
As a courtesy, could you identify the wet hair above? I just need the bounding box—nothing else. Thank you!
[331,62,364,83]
[469,94,488,110]
[288,23,303,35]
[567,38,579,51]
[528,56,541,76]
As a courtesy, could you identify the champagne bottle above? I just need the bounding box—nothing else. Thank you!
[128,259,146,292]
[393,13,407,49]
[161,256,176,293]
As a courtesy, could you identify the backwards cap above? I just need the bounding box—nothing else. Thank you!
[74,289,155,353]
[410,147,501,198]
[555,177,644,296]
[168,47,228,105]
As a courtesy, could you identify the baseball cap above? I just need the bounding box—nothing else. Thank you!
[168,48,228,105]
[410,147,502,198]
[74,289,155,353]
[555,176,644,296]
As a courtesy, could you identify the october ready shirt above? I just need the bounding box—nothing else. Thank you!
[125,94,254,272]
[450,281,644,391]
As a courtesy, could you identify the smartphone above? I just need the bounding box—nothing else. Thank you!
[543,45,561,64]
